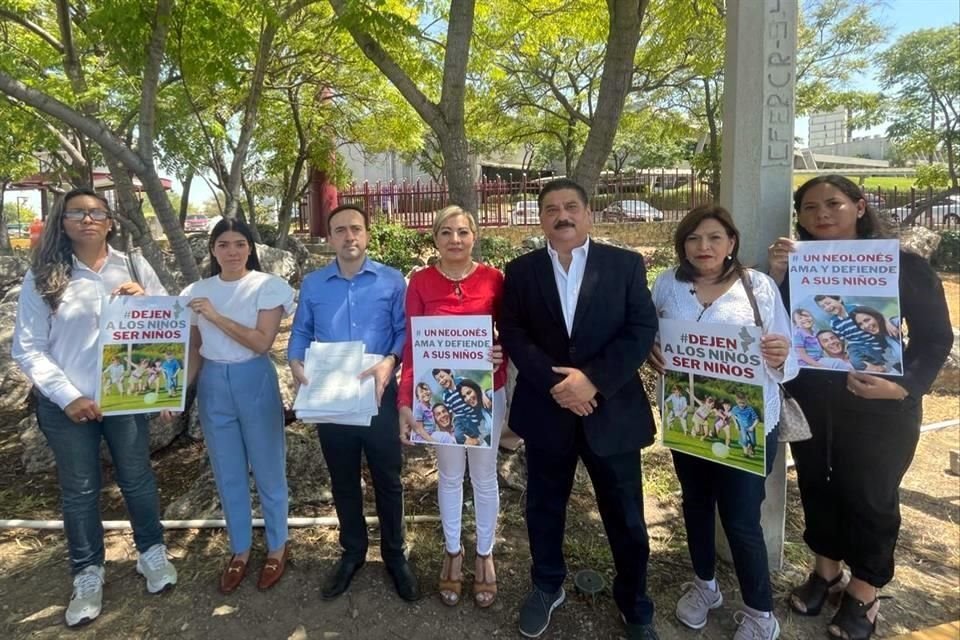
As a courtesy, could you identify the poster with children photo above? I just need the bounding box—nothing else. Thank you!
[410,315,500,448]
[658,318,767,476]
[96,296,191,415]
[788,239,902,376]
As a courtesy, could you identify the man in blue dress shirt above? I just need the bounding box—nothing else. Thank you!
[288,204,418,601]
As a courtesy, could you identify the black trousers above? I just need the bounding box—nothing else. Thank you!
[790,395,921,588]
[672,426,779,611]
[525,424,654,625]
[317,382,405,566]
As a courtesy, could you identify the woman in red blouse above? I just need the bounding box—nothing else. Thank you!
[398,205,507,609]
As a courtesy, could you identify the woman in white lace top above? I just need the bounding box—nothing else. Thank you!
[647,204,797,640]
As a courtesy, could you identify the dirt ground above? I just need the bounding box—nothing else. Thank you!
[0,277,957,640]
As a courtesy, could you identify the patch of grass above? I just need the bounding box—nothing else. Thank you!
[0,487,55,514]
[641,447,680,500]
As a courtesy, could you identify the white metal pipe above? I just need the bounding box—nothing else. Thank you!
[0,515,440,530]
[921,418,960,433]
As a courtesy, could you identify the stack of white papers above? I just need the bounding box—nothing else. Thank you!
[293,341,380,426]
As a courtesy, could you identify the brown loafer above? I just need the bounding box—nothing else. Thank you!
[219,556,248,595]
[257,545,289,591]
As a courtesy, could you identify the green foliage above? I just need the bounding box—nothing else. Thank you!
[913,164,952,190]
[932,230,960,273]
[256,223,279,246]
[882,25,960,186]
[366,220,433,274]
[478,235,521,270]
[645,245,676,285]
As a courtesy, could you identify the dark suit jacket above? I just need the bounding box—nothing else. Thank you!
[500,241,659,457]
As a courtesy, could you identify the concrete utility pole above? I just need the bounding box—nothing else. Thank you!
[718,0,798,570]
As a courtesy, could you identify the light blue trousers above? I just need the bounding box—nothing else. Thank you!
[197,355,289,554]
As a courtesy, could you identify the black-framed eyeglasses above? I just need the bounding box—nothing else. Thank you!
[64,208,111,222]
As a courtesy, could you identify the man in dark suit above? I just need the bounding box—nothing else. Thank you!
[500,178,660,640]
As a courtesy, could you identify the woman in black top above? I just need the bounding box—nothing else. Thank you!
[768,175,952,640]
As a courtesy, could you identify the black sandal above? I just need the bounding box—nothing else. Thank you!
[827,592,878,640]
[789,571,847,616]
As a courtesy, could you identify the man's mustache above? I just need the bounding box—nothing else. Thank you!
[553,220,576,229]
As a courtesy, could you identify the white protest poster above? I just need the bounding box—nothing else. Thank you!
[788,239,902,376]
[410,315,497,448]
[96,296,191,416]
[659,319,767,477]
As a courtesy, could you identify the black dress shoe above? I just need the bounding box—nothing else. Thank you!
[322,557,365,600]
[386,559,420,601]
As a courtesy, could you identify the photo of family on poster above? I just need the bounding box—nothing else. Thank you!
[97,342,186,414]
[791,295,902,374]
[661,372,767,476]
[409,368,495,448]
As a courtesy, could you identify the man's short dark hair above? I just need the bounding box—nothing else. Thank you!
[537,178,589,209]
[327,204,369,234]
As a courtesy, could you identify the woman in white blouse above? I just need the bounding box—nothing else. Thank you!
[181,218,294,595]
[12,188,177,628]
[647,205,797,640]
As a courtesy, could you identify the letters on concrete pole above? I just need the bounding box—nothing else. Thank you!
[717,0,798,571]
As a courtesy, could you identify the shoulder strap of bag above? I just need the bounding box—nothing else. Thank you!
[738,269,763,328]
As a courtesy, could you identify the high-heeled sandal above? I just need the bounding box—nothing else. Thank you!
[473,553,498,609]
[789,570,848,616]
[438,548,463,606]
[827,592,878,640]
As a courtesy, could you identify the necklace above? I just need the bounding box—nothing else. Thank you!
[437,261,476,301]
[437,261,476,282]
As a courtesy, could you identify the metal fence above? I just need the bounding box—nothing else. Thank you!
[302,173,959,232]
[333,170,714,229]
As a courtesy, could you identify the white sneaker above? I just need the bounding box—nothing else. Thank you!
[733,610,781,640]
[136,544,178,594]
[65,565,105,627]
[675,580,723,630]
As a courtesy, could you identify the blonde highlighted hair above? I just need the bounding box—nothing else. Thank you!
[432,205,478,240]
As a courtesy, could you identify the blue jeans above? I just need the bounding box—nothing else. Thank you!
[671,426,779,611]
[35,395,165,575]
[197,356,288,554]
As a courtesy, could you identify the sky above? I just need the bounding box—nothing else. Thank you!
[795,0,960,143]
[14,0,960,216]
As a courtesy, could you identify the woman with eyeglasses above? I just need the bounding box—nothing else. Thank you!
[12,187,177,628]
[398,205,507,609]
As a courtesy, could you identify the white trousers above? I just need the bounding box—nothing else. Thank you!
[435,388,504,555]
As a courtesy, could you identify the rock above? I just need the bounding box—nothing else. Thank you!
[498,445,527,492]
[288,624,308,640]
[0,300,31,414]
[19,415,55,473]
[257,244,297,282]
[900,226,942,260]
[0,255,29,300]
[521,235,546,251]
[2,284,20,304]
[163,425,332,519]
[212,604,237,617]
[19,411,187,474]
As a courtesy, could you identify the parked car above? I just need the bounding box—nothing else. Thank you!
[861,192,886,210]
[511,200,540,225]
[600,199,664,221]
[184,214,210,233]
[4,223,28,238]
[888,194,960,226]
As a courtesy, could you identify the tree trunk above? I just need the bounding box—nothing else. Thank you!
[571,0,647,195]
[179,169,193,227]
[101,152,179,292]
[241,176,262,243]
[0,183,10,256]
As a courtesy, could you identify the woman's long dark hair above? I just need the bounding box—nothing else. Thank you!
[673,204,743,284]
[850,306,894,340]
[793,174,887,240]
[32,187,115,311]
[456,378,486,413]
[207,217,262,277]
